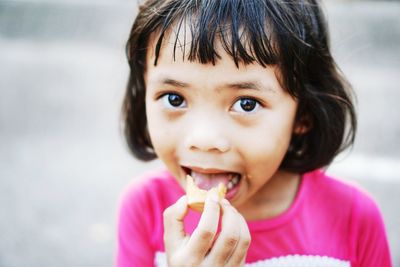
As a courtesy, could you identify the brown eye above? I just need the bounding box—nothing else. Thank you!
[232,98,260,113]
[161,93,187,108]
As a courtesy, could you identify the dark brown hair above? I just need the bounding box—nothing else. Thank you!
[122,0,357,173]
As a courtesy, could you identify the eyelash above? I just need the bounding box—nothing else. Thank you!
[158,92,264,113]
[231,97,262,114]
[159,92,187,109]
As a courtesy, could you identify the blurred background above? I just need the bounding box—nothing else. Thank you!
[0,0,399,266]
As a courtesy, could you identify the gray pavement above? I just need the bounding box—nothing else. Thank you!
[0,1,399,266]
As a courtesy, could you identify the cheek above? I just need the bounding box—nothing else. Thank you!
[238,120,293,154]
[235,114,295,172]
[148,127,179,170]
[146,103,181,160]
[146,103,168,151]
[241,135,290,165]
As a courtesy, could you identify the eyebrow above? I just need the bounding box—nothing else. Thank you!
[225,81,277,94]
[161,78,190,88]
[159,78,276,94]
[227,81,263,91]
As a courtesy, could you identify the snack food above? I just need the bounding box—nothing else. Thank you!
[186,174,227,212]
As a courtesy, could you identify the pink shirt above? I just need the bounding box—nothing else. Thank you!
[116,169,392,267]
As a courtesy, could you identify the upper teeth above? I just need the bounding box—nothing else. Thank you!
[227,175,240,190]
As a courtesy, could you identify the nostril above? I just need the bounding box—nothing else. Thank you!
[185,136,231,153]
[215,139,231,153]
[189,143,230,153]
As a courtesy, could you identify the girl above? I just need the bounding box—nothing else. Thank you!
[117,0,392,266]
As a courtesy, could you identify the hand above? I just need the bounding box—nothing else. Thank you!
[163,191,251,267]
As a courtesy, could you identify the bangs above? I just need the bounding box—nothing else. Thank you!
[152,0,281,67]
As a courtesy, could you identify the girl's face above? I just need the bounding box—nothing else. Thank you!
[145,35,299,216]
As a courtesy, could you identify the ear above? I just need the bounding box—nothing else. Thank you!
[293,115,312,135]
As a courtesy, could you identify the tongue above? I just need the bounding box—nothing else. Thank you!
[191,171,231,190]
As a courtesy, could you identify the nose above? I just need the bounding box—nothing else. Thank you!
[183,118,231,153]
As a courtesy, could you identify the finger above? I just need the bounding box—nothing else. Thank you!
[207,199,240,265]
[186,190,221,258]
[226,207,251,266]
[163,196,189,252]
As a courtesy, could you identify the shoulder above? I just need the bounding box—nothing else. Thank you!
[302,169,387,235]
[116,169,183,265]
[304,169,379,211]
[118,169,184,214]
[304,169,387,237]
[116,169,184,247]
[304,170,391,262]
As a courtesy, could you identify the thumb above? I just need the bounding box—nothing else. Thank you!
[163,196,189,252]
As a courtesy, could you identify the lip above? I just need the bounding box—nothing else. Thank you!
[182,165,239,175]
[181,165,242,200]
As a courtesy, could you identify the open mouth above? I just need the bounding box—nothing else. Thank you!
[182,166,242,194]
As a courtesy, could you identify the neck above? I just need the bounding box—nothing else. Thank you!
[237,170,301,221]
